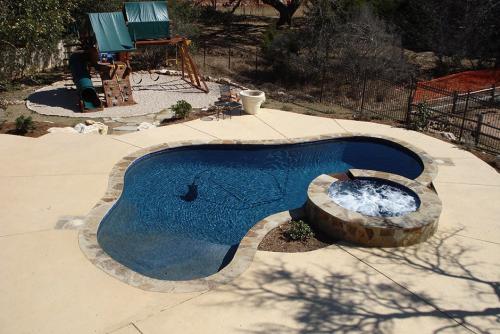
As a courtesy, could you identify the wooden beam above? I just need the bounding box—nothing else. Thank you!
[134,37,185,46]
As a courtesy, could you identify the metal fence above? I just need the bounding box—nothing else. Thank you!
[410,83,500,154]
[192,41,500,154]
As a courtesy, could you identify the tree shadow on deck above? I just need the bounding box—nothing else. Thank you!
[217,229,499,334]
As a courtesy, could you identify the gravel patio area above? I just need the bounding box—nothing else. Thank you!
[26,74,223,118]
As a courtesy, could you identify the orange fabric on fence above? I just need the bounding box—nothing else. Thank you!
[414,69,500,103]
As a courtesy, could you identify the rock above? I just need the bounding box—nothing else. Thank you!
[47,127,78,134]
[217,77,232,85]
[74,123,99,134]
[137,122,156,131]
[441,132,457,141]
[404,50,439,72]
[495,155,500,168]
[73,122,108,135]
[74,123,86,133]
[93,122,109,135]
[85,119,95,125]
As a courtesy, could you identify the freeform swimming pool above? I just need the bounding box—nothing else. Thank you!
[97,137,425,281]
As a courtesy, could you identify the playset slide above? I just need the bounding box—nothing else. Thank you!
[69,52,102,111]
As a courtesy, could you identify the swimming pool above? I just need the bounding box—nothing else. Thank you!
[97,137,425,281]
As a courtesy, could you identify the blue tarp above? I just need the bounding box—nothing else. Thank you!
[88,12,136,53]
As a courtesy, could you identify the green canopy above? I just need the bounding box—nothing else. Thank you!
[88,12,135,53]
[124,1,170,41]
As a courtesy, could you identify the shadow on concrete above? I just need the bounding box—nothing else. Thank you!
[219,229,499,333]
[28,88,80,112]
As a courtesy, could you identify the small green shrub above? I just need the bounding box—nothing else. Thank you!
[410,103,432,131]
[15,115,34,134]
[286,220,314,241]
[171,100,192,119]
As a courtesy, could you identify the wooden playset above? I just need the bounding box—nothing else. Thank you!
[69,1,207,112]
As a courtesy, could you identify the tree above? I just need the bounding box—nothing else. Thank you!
[0,0,78,81]
[71,0,123,28]
[302,0,411,80]
[262,0,303,27]
[393,0,500,70]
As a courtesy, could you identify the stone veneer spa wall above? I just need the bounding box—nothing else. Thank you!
[306,169,442,247]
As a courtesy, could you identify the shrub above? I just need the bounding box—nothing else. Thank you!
[15,115,35,134]
[410,103,432,131]
[171,100,192,119]
[286,220,314,241]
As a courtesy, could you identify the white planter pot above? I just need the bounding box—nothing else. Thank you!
[239,90,266,115]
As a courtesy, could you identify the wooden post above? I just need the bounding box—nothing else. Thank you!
[475,113,484,146]
[228,44,231,70]
[458,91,470,142]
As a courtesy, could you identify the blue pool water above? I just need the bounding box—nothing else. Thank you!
[97,138,423,280]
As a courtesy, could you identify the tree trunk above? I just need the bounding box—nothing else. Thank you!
[262,0,301,27]
[276,7,293,26]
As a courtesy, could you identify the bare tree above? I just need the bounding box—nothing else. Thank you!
[302,1,412,80]
[333,5,411,80]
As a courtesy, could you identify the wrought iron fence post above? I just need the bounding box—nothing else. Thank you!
[255,46,258,75]
[475,113,484,146]
[319,70,325,103]
[458,91,470,142]
[203,40,206,69]
[491,84,496,106]
[359,72,367,115]
[405,81,415,129]
[451,91,458,114]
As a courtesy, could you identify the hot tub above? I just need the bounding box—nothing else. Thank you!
[306,169,442,247]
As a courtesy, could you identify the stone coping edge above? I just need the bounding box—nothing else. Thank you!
[79,133,437,292]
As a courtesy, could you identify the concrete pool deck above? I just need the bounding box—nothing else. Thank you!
[0,109,499,333]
